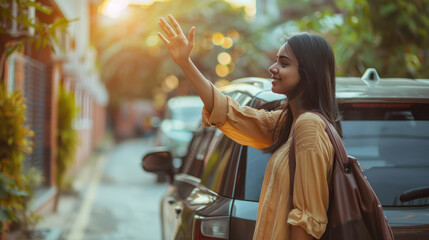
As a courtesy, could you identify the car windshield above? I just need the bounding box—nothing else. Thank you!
[341,103,429,207]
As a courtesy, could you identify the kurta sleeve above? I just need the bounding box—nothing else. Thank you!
[201,85,282,149]
[287,112,334,239]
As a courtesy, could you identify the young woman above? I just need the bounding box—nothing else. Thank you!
[158,14,342,240]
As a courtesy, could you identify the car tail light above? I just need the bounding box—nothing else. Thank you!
[193,215,229,240]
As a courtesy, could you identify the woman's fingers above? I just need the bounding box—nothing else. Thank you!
[159,20,171,36]
[168,14,184,36]
[158,32,169,45]
[188,26,195,46]
[159,17,176,37]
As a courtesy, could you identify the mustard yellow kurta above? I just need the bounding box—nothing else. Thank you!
[201,87,334,240]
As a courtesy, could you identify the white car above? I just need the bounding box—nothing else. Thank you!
[154,96,204,158]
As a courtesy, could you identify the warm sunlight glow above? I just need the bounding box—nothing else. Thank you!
[218,52,232,65]
[225,0,255,18]
[130,0,161,4]
[99,0,129,19]
[245,5,256,18]
[146,35,159,47]
[148,46,160,56]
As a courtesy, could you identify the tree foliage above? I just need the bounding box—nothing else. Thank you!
[0,86,33,233]
[0,0,74,81]
[292,0,429,77]
[95,0,271,103]
[1,0,72,52]
[56,84,79,191]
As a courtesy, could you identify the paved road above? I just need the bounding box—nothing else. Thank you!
[36,137,167,240]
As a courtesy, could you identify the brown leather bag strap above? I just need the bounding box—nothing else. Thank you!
[289,131,296,196]
[288,112,348,197]
[312,112,348,168]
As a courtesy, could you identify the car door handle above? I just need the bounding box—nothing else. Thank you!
[174,205,182,215]
[167,198,176,205]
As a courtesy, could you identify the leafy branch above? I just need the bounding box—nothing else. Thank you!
[0,0,76,79]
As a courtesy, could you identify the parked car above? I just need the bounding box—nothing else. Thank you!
[143,71,429,240]
[154,95,204,159]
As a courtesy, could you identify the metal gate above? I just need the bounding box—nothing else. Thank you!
[14,54,47,179]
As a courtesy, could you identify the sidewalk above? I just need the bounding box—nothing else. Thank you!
[8,135,167,240]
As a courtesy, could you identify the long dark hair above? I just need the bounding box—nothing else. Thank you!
[264,33,342,153]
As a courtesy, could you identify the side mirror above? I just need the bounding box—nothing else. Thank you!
[142,150,172,173]
[142,148,174,182]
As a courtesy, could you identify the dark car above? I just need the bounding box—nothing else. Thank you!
[143,70,429,240]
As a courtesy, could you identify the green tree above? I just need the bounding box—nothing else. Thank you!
[0,0,72,80]
[0,0,73,233]
[95,0,271,104]
[54,84,79,211]
[0,86,33,233]
[292,0,429,77]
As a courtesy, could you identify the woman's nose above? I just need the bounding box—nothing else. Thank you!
[269,65,278,74]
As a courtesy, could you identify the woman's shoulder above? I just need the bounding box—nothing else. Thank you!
[294,112,331,150]
[295,112,326,129]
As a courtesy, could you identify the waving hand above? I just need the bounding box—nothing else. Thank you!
[157,14,215,112]
[158,15,195,65]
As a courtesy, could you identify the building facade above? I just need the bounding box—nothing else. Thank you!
[1,0,108,213]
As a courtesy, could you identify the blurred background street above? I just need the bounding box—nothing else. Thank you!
[30,136,166,240]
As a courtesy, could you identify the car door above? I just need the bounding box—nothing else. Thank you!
[229,145,272,239]
[162,127,216,240]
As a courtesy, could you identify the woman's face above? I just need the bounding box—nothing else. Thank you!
[268,43,300,96]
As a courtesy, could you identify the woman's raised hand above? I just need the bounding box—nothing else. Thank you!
[158,15,195,65]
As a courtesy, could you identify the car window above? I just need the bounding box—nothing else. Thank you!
[231,98,280,201]
[234,146,271,201]
[200,132,237,196]
[341,103,429,206]
[182,128,215,178]
[179,92,252,181]
[181,129,204,174]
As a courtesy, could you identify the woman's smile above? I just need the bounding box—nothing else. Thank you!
[272,79,280,86]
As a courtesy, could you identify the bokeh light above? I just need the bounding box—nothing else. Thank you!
[152,88,166,109]
[161,75,179,92]
[218,52,232,65]
[226,29,239,41]
[216,64,229,77]
[214,79,230,88]
[212,32,225,46]
[221,37,233,49]
[146,35,159,47]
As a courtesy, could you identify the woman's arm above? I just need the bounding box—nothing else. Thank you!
[158,15,215,112]
[291,225,313,240]
[158,14,281,149]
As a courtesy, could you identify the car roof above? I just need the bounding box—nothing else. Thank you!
[224,76,429,103]
[336,77,429,100]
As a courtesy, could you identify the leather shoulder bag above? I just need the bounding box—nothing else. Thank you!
[288,112,394,240]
